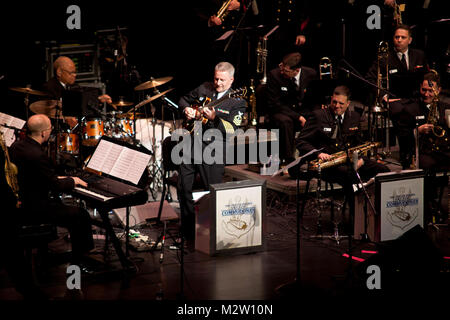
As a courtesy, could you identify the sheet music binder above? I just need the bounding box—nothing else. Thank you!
[84,136,152,186]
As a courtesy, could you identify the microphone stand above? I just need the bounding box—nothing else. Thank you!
[337,64,397,157]
[274,149,322,296]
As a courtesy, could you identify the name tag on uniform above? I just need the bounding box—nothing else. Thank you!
[323,127,332,132]
[416,115,425,120]
[281,87,288,91]
[389,69,398,74]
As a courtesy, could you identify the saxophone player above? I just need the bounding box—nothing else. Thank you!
[296,86,390,216]
[391,71,450,171]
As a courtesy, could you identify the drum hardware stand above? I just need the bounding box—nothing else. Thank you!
[309,168,347,245]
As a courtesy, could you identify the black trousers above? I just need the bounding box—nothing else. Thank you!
[22,201,94,263]
[177,163,225,239]
[271,113,301,161]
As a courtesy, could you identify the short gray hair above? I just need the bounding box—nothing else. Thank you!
[215,62,235,77]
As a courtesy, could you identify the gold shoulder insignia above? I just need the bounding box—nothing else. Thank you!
[221,119,235,134]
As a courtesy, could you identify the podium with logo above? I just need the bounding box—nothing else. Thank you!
[354,170,425,242]
[194,180,266,255]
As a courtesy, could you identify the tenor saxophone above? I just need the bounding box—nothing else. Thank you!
[308,142,381,171]
[0,131,20,208]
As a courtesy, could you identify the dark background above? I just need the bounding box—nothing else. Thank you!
[1,1,449,120]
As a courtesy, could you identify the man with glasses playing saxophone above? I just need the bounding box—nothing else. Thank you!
[391,71,449,222]
[295,85,390,217]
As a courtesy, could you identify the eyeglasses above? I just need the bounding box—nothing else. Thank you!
[42,126,53,132]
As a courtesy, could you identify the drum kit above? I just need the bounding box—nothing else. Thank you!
[8,76,176,198]
[9,75,174,151]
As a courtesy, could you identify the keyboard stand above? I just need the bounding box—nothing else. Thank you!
[95,206,135,272]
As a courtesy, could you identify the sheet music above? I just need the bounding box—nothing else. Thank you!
[87,139,151,185]
[216,30,234,41]
[0,112,25,147]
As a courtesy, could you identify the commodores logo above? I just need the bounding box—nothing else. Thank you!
[221,197,256,239]
[386,187,419,230]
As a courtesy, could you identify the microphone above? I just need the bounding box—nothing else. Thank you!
[352,151,359,171]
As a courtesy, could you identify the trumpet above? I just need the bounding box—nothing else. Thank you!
[256,37,268,84]
[319,57,333,80]
[216,0,233,21]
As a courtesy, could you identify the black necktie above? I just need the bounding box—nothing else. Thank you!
[401,53,408,70]
[336,115,343,143]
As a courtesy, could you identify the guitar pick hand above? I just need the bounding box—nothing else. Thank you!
[203,107,216,120]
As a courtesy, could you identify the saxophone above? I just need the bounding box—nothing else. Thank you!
[426,83,449,151]
[216,0,233,21]
[0,131,20,208]
[308,142,381,171]
[248,79,257,127]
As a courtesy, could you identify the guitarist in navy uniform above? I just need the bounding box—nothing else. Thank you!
[177,61,247,241]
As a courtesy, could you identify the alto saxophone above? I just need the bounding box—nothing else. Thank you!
[216,0,233,21]
[426,82,448,151]
[0,131,20,208]
[308,142,381,171]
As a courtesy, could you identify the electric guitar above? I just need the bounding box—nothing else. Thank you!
[183,87,247,133]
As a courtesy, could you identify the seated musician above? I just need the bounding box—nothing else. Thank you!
[392,71,450,171]
[266,52,317,164]
[44,56,112,107]
[177,61,247,241]
[391,71,449,221]
[9,114,96,273]
[295,85,390,215]
[1,134,47,299]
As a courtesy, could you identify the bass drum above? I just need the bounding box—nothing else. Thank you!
[134,118,171,160]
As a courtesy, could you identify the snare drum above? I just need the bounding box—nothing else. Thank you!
[58,133,79,154]
[82,118,104,146]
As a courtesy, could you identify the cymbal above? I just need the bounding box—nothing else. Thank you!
[9,87,48,96]
[134,76,173,91]
[129,88,174,112]
[30,100,60,118]
[111,100,134,108]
